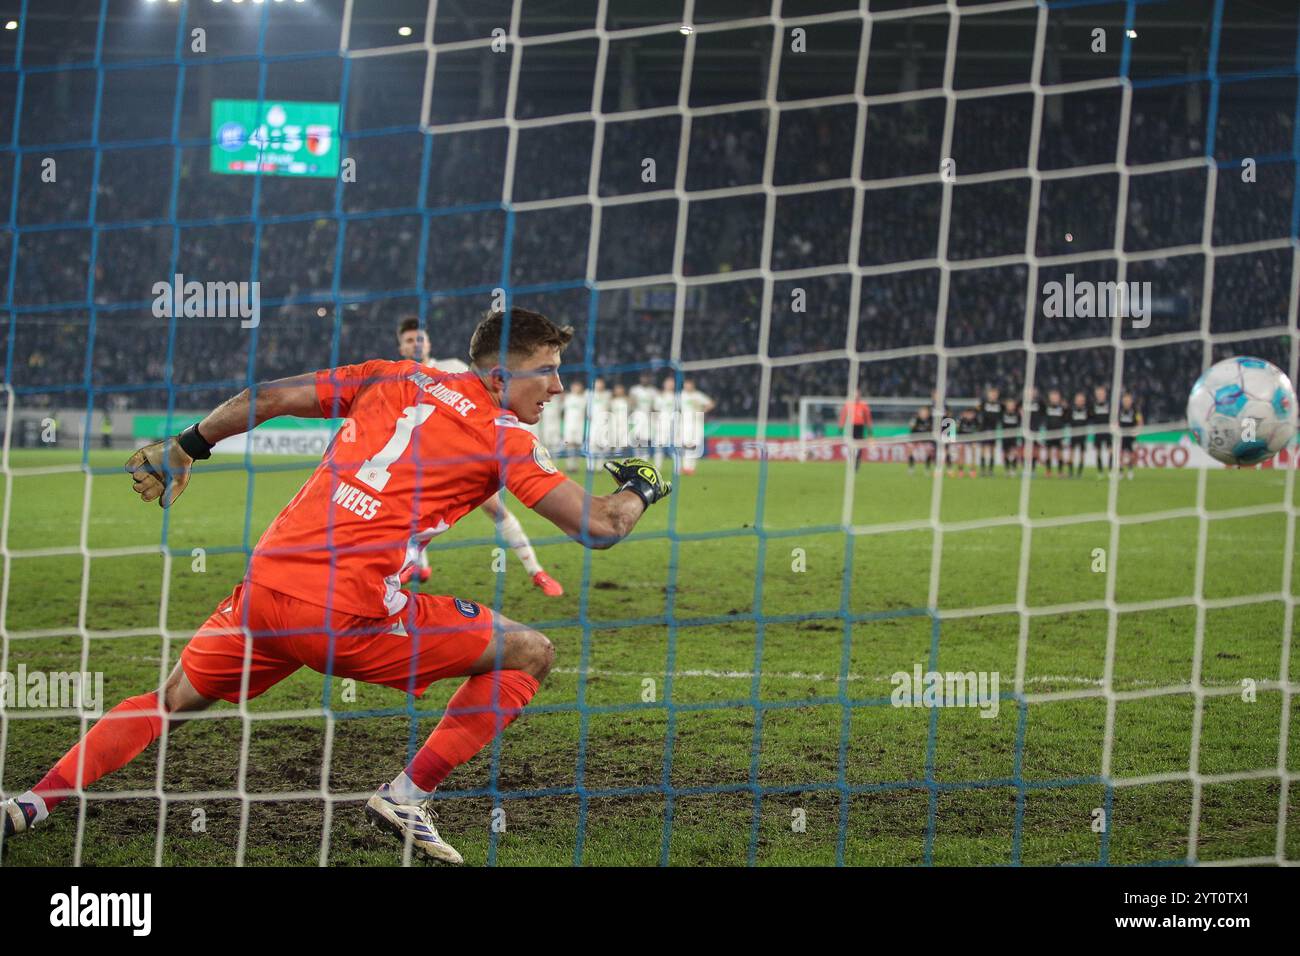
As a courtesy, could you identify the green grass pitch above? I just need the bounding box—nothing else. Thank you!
[2,448,1297,866]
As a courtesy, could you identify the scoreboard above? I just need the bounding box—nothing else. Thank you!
[210,99,341,179]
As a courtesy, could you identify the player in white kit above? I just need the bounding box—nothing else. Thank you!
[587,377,612,472]
[628,372,658,461]
[561,380,588,472]
[678,378,715,475]
[608,383,630,459]
[538,385,563,452]
[653,376,679,473]
[396,317,565,596]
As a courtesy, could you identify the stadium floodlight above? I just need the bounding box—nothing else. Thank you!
[398,25,412,37]
[3,20,15,29]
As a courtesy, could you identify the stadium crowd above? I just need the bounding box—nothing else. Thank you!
[2,64,1293,432]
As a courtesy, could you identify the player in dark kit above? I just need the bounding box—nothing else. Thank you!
[936,397,960,477]
[956,406,979,478]
[1068,390,1090,478]
[1117,391,1142,480]
[909,405,936,474]
[978,386,1002,477]
[1000,398,1022,476]
[1025,387,1043,475]
[1043,389,1066,476]
[1090,385,1112,476]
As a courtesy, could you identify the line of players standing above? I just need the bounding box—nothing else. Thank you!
[539,372,716,477]
[908,386,1145,479]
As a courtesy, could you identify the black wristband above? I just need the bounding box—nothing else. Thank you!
[617,477,660,509]
[177,423,213,460]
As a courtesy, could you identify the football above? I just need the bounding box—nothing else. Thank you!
[1186,356,1296,465]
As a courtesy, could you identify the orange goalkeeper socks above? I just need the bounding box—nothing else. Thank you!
[399,670,539,794]
[32,691,166,812]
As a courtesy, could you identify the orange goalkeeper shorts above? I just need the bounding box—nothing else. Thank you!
[180,580,495,704]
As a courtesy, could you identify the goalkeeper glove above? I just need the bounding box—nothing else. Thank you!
[603,457,672,508]
[124,424,208,508]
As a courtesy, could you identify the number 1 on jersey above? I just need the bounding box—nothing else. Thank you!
[356,405,436,492]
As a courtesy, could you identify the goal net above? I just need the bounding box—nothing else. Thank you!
[1,0,1297,868]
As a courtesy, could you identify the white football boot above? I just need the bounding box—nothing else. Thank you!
[365,784,463,865]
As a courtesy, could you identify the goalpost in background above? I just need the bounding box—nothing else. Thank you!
[0,0,1297,867]
[797,394,977,462]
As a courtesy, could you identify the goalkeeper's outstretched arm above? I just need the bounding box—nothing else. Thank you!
[125,373,321,507]
[193,372,322,445]
[532,457,672,550]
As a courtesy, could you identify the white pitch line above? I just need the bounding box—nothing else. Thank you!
[550,666,1233,689]
[122,655,1232,690]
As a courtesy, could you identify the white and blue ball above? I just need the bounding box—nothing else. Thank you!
[1186,356,1296,466]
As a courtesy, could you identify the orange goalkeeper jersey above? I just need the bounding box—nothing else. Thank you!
[245,359,567,618]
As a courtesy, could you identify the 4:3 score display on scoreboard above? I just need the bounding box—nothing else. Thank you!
[210,99,341,179]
